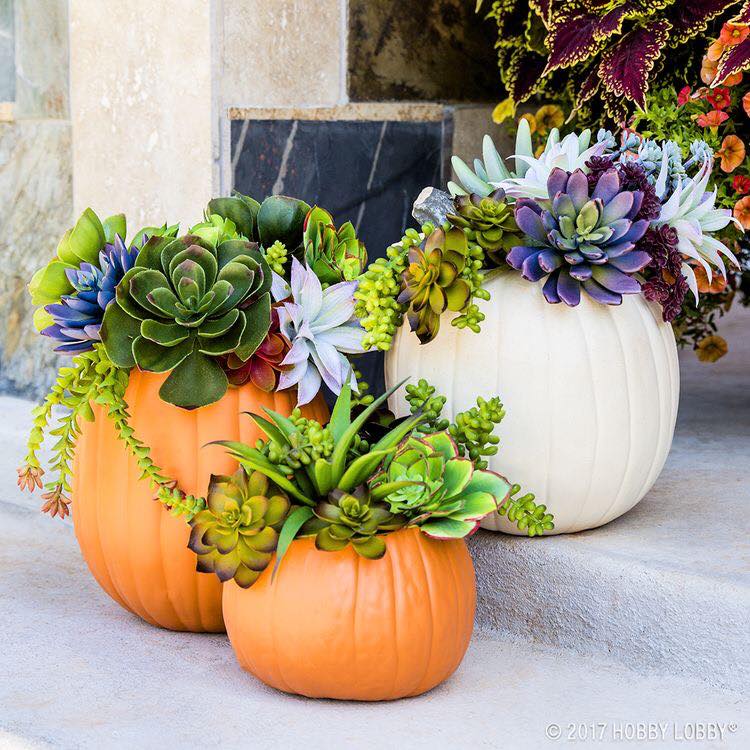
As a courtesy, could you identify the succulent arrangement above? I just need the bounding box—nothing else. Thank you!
[19,193,371,517]
[357,118,739,354]
[187,379,552,587]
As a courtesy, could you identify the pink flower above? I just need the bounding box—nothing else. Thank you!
[677,86,691,106]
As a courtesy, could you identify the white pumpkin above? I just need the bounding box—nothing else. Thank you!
[385,271,679,534]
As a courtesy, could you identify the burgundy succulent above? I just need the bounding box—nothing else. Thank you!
[641,225,689,322]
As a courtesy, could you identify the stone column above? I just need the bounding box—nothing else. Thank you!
[68,0,216,228]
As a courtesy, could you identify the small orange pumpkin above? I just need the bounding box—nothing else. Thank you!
[222,526,476,700]
[72,369,328,632]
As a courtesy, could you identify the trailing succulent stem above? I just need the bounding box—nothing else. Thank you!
[498,484,554,537]
[18,344,204,520]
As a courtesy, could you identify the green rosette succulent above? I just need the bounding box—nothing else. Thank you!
[301,488,405,559]
[369,432,511,539]
[303,206,367,285]
[101,234,272,409]
[397,226,471,344]
[447,189,522,265]
[188,468,290,588]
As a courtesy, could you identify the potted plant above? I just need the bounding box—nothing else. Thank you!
[357,120,739,533]
[188,378,550,700]
[17,194,368,631]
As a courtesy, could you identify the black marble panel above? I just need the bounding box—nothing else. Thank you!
[231,117,448,396]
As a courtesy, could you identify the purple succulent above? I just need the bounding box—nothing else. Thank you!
[42,236,138,354]
[507,167,651,306]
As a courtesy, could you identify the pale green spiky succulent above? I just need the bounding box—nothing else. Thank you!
[303,206,367,285]
[368,432,511,539]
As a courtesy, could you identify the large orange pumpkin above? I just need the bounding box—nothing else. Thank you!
[222,526,476,700]
[72,369,328,633]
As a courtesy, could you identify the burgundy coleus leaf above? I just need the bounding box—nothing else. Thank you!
[529,0,552,26]
[667,0,742,45]
[731,0,750,22]
[715,38,750,82]
[544,5,629,73]
[599,20,671,109]
[601,86,629,127]
[505,49,547,103]
[574,67,601,111]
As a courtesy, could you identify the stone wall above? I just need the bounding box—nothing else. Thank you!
[0,0,72,399]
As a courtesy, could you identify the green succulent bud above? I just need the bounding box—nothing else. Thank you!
[188,468,291,588]
[189,214,240,247]
[264,240,288,275]
[302,488,405,559]
[404,378,449,433]
[449,396,506,470]
[447,189,522,265]
[101,234,273,409]
[303,206,367,285]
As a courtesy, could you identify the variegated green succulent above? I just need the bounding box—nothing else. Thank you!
[368,431,510,539]
[101,234,272,409]
[303,206,367,285]
[188,468,290,588]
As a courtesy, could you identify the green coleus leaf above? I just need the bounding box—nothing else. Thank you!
[28,261,74,306]
[133,335,194,372]
[417,517,475,539]
[168,244,218,289]
[197,316,245,356]
[140,319,191,347]
[158,348,229,409]
[272,506,314,580]
[103,214,126,244]
[100,302,140,368]
[234,294,271,361]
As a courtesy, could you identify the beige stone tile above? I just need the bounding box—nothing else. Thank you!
[222,0,344,108]
[69,0,214,228]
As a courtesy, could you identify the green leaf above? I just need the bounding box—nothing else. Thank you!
[313,458,333,496]
[329,378,410,488]
[100,303,140,368]
[208,196,257,239]
[351,535,386,559]
[54,229,77,266]
[140,319,190,346]
[127,269,173,317]
[338,449,394,493]
[196,308,240,338]
[28,261,74,306]
[103,214,127,244]
[328,382,352,443]
[421,431,457,461]
[146,286,181,317]
[441,458,474,498]
[213,262,255,313]
[272,506,314,580]
[68,208,105,264]
[369,479,419,502]
[136,235,179,270]
[197,317,245,355]
[257,195,310,250]
[417,517,475,539]
[246,413,289,448]
[33,306,54,332]
[457,491,498,520]
[158,348,228,409]
[133,335,194,372]
[168,244,218,289]
[464,469,512,507]
[234,294,271,360]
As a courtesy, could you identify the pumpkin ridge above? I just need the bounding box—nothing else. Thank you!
[412,530,436,696]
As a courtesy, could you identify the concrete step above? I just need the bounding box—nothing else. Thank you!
[1,500,747,749]
[471,307,750,693]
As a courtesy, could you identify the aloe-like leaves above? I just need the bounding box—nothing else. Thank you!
[271,506,314,580]
[337,449,394,494]
[329,378,409,486]
[328,380,352,443]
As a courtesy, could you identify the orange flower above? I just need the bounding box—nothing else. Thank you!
[535,104,564,135]
[717,134,746,172]
[696,109,730,129]
[719,22,749,47]
[701,55,718,85]
[743,91,750,117]
[733,195,750,228]
[724,70,744,87]
[691,264,727,294]
[696,335,728,363]
[707,40,725,61]
[707,86,731,109]
[519,112,537,134]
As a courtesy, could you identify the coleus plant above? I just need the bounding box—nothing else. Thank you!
[192,380,553,587]
[477,0,741,124]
